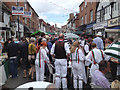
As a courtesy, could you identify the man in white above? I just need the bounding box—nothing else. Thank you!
[51,33,70,88]
[86,43,109,77]
[93,32,104,50]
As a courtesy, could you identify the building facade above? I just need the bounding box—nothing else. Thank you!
[0,2,11,41]
[93,0,120,38]
[4,0,39,38]
[78,0,97,34]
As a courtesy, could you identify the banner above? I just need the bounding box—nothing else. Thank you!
[12,6,24,15]
[23,11,32,18]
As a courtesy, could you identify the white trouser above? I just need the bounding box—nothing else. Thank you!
[35,59,45,81]
[72,61,83,89]
[54,59,67,88]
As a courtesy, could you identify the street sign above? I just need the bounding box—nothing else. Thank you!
[12,6,24,15]
[23,11,32,18]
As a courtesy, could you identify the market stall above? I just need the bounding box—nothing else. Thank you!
[0,53,9,86]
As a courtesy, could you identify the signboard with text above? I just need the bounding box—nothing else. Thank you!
[12,6,24,15]
[23,11,32,18]
[108,17,120,27]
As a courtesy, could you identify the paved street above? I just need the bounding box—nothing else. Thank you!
[4,67,33,89]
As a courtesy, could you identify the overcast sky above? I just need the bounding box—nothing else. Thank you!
[27,0,84,28]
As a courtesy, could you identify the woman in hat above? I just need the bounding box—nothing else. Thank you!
[70,41,87,89]
[35,41,50,81]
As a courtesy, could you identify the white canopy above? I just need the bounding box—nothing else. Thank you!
[64,33,79,39]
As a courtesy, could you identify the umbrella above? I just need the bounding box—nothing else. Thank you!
[30,30,47,36]
[64,33,79,39]
[104,41,120,59]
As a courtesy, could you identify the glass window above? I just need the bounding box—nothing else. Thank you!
[85,1,87,7]
[81,16,83,25]
[25,18,27,24]
[81,6,83,11]
[85,14,87,24]
[2,11,4,22]
[24,2,27,9]
[90,10,93,22]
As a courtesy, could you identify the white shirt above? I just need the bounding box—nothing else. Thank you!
[85,48,109,64]
[50,42,70,55]
[71,48,85,61]
[36,47,49,63]
[84,44,89,54]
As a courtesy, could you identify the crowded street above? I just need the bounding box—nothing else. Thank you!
[0,0,120,89]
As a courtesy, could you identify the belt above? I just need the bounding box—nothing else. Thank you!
[9,56,17,59]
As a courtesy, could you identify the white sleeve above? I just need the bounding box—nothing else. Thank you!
[103,51,111,61]
[85,51,92,63]
[79,49,85,61]
[84,45,89,53]
[45,47,49,53]
[50,43,55,55]
[64,43,70,54]
[42,49,49,63]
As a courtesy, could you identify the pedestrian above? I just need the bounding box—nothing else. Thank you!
[35,41,50,81]
[70,41,87,88]
[85,43,109,77]
[6,38,19,78]
[50,33,70,88]
[20,38,29,78]
[93,32,104,50]
[107,37,117,81]
[91,60,111,88]
[28,37,36,80]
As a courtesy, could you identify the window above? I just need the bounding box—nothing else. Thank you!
[81,16,83,25]
[81,6,83,11]
[90,10,93,22]
[85,14,87,24]
[2,11,4,22]
[25,18,27,24]
[24,2,27,9]
[85,1,87,7]
[118,2,120,10]
[105,7,107,14]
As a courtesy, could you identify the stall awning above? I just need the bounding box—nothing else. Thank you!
[30,30,48,36]
[46,32,55,35]
[105,26,120,32]
[74,30,83,34]
[86,22,96,29]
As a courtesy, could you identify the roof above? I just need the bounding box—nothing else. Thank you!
[27,0,39,17]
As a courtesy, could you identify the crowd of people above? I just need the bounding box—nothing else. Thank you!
[0,32,120,89]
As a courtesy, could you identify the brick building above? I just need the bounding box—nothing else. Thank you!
[4,0,39,38]
[78,0,98,34]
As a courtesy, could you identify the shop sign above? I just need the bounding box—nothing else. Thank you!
[12,6,24,15]
[23,11,32,18]
[108,17,120,27]
[93,21,107,30]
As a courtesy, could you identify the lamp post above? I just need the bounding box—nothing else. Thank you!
[17,0,20,40]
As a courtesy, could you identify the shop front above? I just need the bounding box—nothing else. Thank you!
[0,27,11,41]
[105,17,120,38]
[93,21,107,37]
[86,22,96,35]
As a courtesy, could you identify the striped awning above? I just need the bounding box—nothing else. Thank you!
[104,41,120,59]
